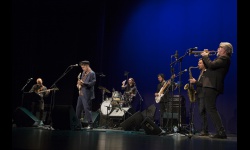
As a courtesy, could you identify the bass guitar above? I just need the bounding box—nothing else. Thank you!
[155,74,175,103]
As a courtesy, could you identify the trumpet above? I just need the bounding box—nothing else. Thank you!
[189,50,217,57]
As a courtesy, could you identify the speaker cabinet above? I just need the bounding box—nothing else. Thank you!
[13,107,39,127]
[51,105,79,130]
[120,111,143,131]
[141,104,156,121]
[82,111,100,128]
[141,117,162,135]
[161,95,186,124]
[162,107,186,124]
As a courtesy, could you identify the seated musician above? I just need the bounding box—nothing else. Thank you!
[121,78,137,107]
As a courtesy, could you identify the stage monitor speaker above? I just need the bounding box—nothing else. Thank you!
[13,107,39,127]
[141,117,162,135]
[141,104,156,120]
[120,111,143,131]
[82,111,100,128]
[51,105,79,130]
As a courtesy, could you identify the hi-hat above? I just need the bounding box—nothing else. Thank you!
[98,86,111,93]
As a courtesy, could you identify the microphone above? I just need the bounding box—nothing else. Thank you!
[70,64,78,67]
[100,74,106,77]
[189,47,198,50]
[188,47,198,55]
[174,50,178,60]
[178,69,187,75]
[28,78,33,81]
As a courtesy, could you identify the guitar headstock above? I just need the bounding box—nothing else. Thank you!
[171,74,176,79]
[77,73,81,79]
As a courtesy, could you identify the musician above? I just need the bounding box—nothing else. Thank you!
[189,58,208,136]
[190,42,233,139]
[155,73,176,129]
[75,60,96,130]
[121,78,137,108]
[29,78,50,126]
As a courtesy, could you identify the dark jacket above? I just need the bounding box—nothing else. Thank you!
[81,70,96,100]
[201,55,231,94]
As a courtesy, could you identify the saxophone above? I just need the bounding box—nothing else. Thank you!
[184,66,198,103]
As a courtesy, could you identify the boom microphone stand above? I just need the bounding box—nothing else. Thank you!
[170,50,189,136]
[164,55,176,133]
[47,65,77,128]
[135,87,143,111]
[20,78,33,106]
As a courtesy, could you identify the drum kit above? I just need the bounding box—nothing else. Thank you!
[98,86,129,116]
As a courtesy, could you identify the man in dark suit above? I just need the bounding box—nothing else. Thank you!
[199,42,233,139]
[75,60,96,130]
[189,58,208,136]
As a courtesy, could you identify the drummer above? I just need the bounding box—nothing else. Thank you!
[121,78,137,107]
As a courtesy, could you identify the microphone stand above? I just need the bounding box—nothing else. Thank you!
[20,79,32,106]
[165,55,175,133]
[136,87,143,111]
[47,65,75,127]
[169,51,189,136]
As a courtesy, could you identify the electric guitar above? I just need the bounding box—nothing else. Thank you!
[37,87,59,94]
[76,72,83,94]
[155,74,175,103]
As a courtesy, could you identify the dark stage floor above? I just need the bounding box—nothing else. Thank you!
[12,123,237,150]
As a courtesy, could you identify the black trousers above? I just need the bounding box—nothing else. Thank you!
[197,97,208,132]
[203,88,224,132]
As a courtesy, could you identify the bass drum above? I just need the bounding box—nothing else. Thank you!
[100,98,112,115]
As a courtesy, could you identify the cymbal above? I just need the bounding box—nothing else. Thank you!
[98,86,111,93]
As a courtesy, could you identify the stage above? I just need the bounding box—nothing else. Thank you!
[12,125,237,150]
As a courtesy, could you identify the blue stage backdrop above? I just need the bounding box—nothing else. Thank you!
[12,0,237,134]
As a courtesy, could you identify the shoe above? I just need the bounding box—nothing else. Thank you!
[37,120,44,127]
[86,123,93,130]
[209,130,227,139]
[86,125,93,130]
[199,131,209,136]
[160,129,166,135]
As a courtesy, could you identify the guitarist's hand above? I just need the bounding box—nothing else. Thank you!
[77,80,84,85]
[155,93,159,97]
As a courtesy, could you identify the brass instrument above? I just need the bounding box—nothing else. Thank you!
[189,50,217,57]
[184,66,198,102]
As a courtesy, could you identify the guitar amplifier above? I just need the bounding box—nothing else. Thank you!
[160,95,185,105]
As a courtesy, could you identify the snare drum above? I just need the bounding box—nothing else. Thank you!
[112,91,122,101]
[100,98,112,115]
